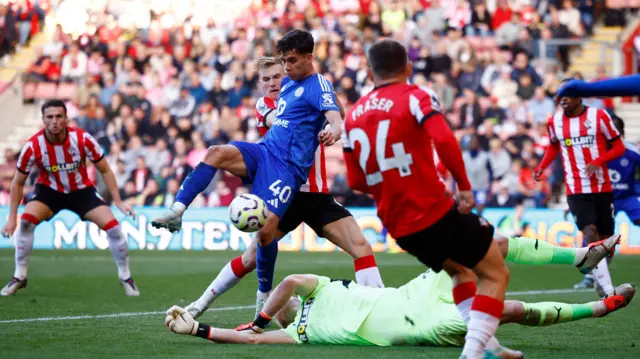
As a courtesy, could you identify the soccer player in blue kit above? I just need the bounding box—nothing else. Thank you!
[150,29,343,313]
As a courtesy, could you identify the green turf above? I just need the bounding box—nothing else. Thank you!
[0,249,639,359]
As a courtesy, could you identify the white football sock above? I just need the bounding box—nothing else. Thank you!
[455,294,500,352]
[197,261,243,307]
[593,258,614,295]
[355,267,384,288]
[106,225,131,280]
[14,220,36,280]
[463,311,501,358]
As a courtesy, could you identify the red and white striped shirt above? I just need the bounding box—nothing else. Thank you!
[16,127,104,193]
[255,96,329,193]
[547,107,620,195]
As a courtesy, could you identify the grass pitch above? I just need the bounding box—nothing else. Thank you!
[0,249,639,359]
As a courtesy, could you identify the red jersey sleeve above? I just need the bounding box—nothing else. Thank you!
[82,131,105,162]
[408,85,443,125]
[16,140,35,174]
[341,120,369,193]
[255,96,276,137]
[597,109,620,141]
[547,115,559,143]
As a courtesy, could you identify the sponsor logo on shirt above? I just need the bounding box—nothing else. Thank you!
[45,161,81,173]
[562,135,594,147]
[297,297,315,343]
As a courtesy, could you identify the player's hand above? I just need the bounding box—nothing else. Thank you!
[563,208,571,221]
[456,190,475,214]
[116,202,136,219]
[533,168,544,182]
[1,215,17,238]
[319,124,341,146]
[165,305,198,335]
[585,163,599,177]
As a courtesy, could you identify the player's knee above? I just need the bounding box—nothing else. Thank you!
[18,219,36,233]
[242,251,257,270]
[494,235,509,258]
[203,145,226,167]
[501,301,524,323]
[582,225,599,243]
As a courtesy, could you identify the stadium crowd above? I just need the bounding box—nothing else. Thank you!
[0,0,633,209]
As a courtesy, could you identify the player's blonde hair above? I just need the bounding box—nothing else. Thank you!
[253,56,283,72]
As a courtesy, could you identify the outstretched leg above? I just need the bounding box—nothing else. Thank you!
[151,144,248,232]
[500,283,635,326]
[495,234,619,274]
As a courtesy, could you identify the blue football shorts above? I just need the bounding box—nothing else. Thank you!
[614,196,640,222]
[230,141,304,219]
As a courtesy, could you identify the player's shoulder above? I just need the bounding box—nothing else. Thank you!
[624,140,640,155]
[256,96,276,111]
[547,110,564,125]
[302,73,334,94]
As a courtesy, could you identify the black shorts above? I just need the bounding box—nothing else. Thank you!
[395,206,494,272]
[567,192,615,236]
[278,192,352,235]
[29,184,107,219]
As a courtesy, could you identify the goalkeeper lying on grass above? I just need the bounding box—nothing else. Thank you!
[165,235,634,357]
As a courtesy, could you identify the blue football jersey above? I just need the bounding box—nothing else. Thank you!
[262,73,340,180]
[608,140,640,200]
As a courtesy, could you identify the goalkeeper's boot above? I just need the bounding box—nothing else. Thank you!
[576,234,620,274]
[150,207,183,233]
[600,283,635,316]
[0,277,27,296]
[185,301,209,319]
[573,274,595,290]
[235,291,270,331]
[120,277,140,296]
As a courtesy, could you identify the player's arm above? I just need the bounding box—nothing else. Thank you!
[535,118,561,180]
[85,132,135,217]
[249,274,319,332]
[2,142,35,238]
[309,75,342,146]
[256,97,277,128]
[588,111,625,168]
[1,171,29,238]
[164,305,296,344]
[423,113,471,192]
[320,110,343,146]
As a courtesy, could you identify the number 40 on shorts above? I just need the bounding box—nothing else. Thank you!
[269,179,293,204]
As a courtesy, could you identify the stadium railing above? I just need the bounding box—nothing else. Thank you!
[0,206,638,254]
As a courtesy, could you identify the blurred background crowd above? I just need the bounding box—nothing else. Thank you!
[1,0,640,210]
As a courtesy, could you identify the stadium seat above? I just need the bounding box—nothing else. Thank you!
[56,83,76,100]
[23,83,37,100]
[34,83,58,100]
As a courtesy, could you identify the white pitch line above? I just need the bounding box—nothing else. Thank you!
[0,288,594,324]
[506,288,591,296]
[0,305,254,324]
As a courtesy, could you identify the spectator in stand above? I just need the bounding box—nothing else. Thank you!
[468,1,492,37]
[61,42,88,84]
[0,4,18,62]
[528,86,556,124]
[492,67,519,108]
[458,88,483,130]
[518,156,548,207]
[488,138,512,181]
[463,135,493,216]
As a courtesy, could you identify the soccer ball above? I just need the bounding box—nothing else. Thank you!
[228,194,268,233]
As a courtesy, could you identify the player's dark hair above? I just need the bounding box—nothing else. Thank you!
[41,99,67,115]
[276,29,314,55]
[612,113,625,137]
[368,40,408,78]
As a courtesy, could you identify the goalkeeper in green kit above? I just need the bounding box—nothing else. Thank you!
[165,235,634,356]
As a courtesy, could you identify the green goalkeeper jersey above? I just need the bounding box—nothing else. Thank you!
[282,271,466,346]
